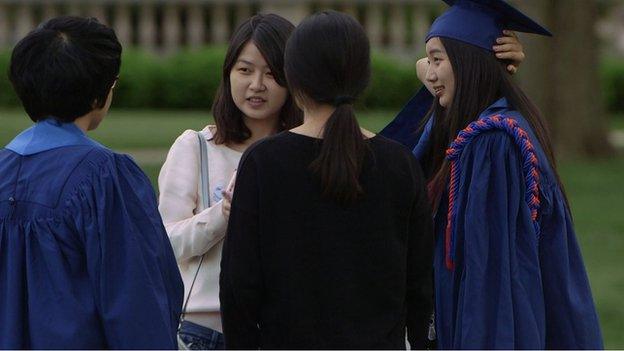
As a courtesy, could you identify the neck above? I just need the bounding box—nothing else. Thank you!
[292,103,336,138]
[241,115,280,147]
[73,113,93,132]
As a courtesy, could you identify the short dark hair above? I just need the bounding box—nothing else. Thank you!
[9,16,122,123]
[212,14,302,145]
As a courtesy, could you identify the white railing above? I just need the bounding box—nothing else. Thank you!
[0,0,443,54]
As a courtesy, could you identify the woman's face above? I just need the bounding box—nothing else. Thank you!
[425,37,455,108]
[229,41,288,124]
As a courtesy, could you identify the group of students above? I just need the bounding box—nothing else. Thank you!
[0,0,604,349]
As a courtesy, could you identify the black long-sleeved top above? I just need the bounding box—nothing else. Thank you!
[220,131,433,349]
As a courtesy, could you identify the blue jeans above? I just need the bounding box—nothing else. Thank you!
[178,320,225,350]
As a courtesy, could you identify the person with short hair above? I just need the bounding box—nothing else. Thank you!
[0,16,183,349]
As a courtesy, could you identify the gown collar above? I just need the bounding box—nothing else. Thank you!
[5,117,102,156]
[411,97,511,160]
[478,97,510,119]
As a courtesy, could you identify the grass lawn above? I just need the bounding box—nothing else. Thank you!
[2,108,624,347]
[1,108,394,150]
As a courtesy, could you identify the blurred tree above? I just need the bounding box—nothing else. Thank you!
[516,0,614,159]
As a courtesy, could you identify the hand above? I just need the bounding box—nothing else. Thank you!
[493,30,525,75]
[222,189,232,220]
[226,170,237,193]
[415,57,435,94]
[222,170,237,220]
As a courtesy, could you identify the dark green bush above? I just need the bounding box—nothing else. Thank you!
[363,53,422,110]
[0,51,19,107]
[601,58,624,114]
[158,47,225,109]
[113,50,164,108]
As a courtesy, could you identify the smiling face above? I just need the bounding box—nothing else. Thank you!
[229,41,288,125]
[425,37,456,108]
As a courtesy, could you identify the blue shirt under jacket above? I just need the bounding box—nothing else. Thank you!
[411,98,603,349]
[0,118,184,349]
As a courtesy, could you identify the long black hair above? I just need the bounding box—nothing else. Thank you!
[423,37,569,211]
[284,10,371,204]
[212,14,302,145]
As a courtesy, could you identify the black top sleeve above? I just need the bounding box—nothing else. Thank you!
[219,154,262,349]
[405,157,434,349]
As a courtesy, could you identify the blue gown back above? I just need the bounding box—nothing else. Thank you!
[0,119,183,349]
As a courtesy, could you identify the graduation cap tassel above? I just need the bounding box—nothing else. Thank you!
[445,115,542,271]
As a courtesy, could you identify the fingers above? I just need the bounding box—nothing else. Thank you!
[223,190,233,202]
[416,57,428,84]
[502,29,518,39]
[494,30,525,74]
[222,198,231,219]
[415,57,436,94]
[493,30,524,62]
[495,36,520,45]
[495,51,525,62]
[493,43,521,53]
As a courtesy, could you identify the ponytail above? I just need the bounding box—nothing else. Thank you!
[284,10,372,204]
[310,103,367,204]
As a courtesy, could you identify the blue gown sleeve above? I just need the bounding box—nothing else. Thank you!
[379,87,433,150]
[219,153,262,349]
[539,182,604,349]
[450,131,546,349]
[67,154,184,349]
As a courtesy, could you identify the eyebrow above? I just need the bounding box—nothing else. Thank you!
[428,48,443,55]
[236,59,269,69]
[236,59,254,66]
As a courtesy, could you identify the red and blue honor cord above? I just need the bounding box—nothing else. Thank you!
[444,115,541,270]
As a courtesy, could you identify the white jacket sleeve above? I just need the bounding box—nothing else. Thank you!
[158,130,227,262]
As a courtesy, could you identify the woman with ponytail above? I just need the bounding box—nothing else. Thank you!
[220,10,433,349]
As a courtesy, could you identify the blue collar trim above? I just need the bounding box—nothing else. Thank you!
[5,118,102,156]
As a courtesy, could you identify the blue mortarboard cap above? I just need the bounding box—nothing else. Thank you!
[426,0,552,51]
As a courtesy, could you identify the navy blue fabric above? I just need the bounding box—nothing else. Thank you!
[427,0,552,51]
[0,119,184,349]
[379,87,433,151]
[179,321,225,350]
[414,99,603,349]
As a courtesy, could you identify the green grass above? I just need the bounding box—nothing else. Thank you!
[1,108,395,150]
[2,108,624,348]
[1,108,213,150]
[559,157,624,348]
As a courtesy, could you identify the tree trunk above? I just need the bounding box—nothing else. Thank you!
[516,0,614,159]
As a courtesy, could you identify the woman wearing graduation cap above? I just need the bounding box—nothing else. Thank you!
[412,0,603,349]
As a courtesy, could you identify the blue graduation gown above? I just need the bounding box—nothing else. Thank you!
[379,86,433,150]
[412,98,603,349]
[0,119,184,349]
